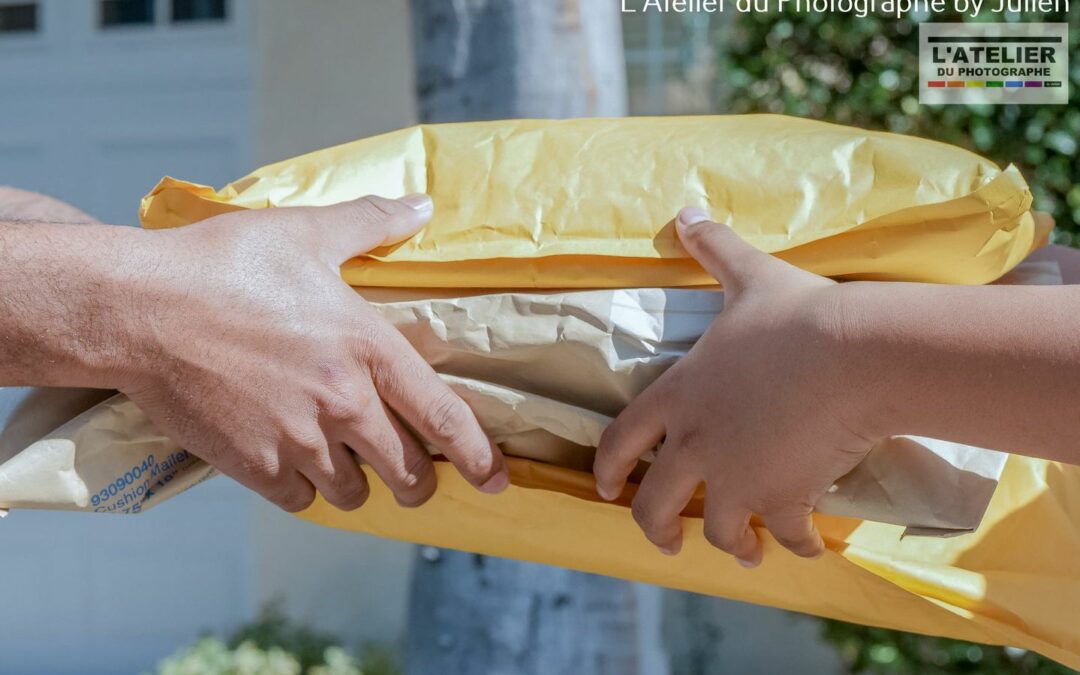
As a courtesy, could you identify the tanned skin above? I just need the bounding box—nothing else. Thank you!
[0,188,508,513]
[595,207,1080,567]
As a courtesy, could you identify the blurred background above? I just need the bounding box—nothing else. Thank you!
[0,1,1076,674]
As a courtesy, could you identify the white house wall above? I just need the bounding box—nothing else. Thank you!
[0,2,261,673]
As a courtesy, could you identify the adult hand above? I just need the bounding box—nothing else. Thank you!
[117,195,508,512]
[593,207,875,567]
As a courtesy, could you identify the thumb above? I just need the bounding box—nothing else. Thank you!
[676,207,774,295]
[311,193,433,265]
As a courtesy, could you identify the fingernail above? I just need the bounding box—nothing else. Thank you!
[737,557,759,569]
[400,193,434,213]
[479,471,509,494]
[677,206,711,229]
[596,484,617,501]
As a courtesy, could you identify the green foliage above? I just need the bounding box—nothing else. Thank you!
[226,602,345,672]
[154,638,332,675]
[720,9,1080,244]
[822,620,1077,674]
[151,603,400,675]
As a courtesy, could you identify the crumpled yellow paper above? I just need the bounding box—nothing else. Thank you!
[139,115,1047,288]
[132,115,1077,667]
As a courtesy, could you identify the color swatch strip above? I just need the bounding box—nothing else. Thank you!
[926,81,1061,88]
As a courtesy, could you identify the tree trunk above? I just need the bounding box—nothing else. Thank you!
[405,2,635,674]
[660,591,726,675]
[406,549,640,675]
[410,0,626,121]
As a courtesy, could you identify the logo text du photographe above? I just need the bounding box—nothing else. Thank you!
[920,23,1069,104]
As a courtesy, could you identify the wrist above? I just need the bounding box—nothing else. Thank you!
[81,226,183,392]
[27,224,168,391]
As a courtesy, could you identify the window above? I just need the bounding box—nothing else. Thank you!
[622,11,721,116]
[100,0,154,27]
[172,0,226,23]
[0,3,37,34]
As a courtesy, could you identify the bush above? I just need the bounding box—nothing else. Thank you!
[153,638,361,675]
[151,604,399,675]
[720,9,1080,244]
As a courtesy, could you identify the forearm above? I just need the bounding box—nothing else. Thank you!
[841,281,1080,462]
[0,221,155,389]
[1023,243,1080,285]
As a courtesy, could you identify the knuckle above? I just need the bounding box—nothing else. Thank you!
[290,440,327,465]
[279,424,311,447]
[350,319,384,364]
[233,451,281,481]
[316,375,368,423]
[423,393,473,446]
[355,195,398,222]
[280,426,327,460]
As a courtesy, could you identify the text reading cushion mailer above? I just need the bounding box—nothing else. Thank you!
[4,266,1079,668]
[138,115,1047,288]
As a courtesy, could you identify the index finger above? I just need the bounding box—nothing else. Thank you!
[368,328,509,494]
[594,383,667,501]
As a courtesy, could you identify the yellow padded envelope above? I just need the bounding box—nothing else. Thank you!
[137,115,1077,668]
[303,456,1080,670]
[140,115,1046,287]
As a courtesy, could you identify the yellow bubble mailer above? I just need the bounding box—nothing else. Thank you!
[133,115,1078,666]
[140,115,1046,288]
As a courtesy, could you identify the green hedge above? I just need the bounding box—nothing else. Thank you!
[822,620,1076,674]
[721,10,1080,244]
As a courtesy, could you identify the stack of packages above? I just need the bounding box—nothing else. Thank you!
[2,116,1077,668]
